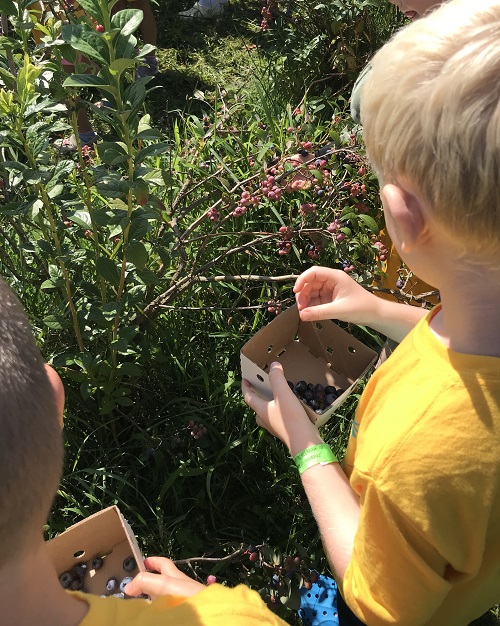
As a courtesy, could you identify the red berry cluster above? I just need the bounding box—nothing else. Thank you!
[261,175,283,201]
[276,225,293,256]
[267,299,282,314]
[260,4,273,31]
[300,202,317,216]
[307,243,323,260]
[233,189,259,217]
[188,420,207,440]
[207,207,221,222]
[373,240,390,262]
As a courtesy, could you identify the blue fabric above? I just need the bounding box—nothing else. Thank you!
[299,574,340,626]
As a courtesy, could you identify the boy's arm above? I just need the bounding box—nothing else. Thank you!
[242,362,360,582]
[294,267,428,344]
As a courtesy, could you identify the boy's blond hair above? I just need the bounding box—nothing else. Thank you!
[361,0,500,259]
[0,279,63,561]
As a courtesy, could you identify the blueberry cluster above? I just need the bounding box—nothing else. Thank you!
[287,381,345,414]
[59,555,139,598]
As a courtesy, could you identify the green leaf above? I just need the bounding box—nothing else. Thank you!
[0,0,17,16]
[96,257,120,286]
[136,128,162,140]
[63,74,109,89]
[61,24,109,65]
[115,31,137,59]
[0,196,37,215]
[126,240,148,270]
[111,8,144,36]
[73,0,105,23]
[358,213,379,233]
[118,361,142,377]
[70,210,92,229]
[135,142,168,165]
[128,215,149,240]
[109,58,136,76]
[95,178,130,198]
[123,79,146,120]
[135,268,159,285]
[96,141,129,166]
[50,160,76,184]
[43,315,68,330]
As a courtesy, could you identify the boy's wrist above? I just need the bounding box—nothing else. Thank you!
[287,428,324,457]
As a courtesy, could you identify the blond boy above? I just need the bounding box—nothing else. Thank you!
[243,0,500,623]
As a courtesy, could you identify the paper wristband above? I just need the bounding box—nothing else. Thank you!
[293,444,338,475]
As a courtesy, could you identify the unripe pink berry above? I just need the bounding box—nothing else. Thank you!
[206,575,217,585]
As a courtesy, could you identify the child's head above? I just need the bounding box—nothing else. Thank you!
[0,278,64,563]
[361,0,500,266]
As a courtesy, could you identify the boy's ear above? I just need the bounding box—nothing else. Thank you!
[380,183,429,254]
[44,364,65,428]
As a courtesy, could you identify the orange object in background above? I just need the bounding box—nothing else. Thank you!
[30,1,85,46]
[375,230,440,308]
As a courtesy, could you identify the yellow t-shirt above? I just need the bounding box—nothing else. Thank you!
[71,583,288,625]
[342,307,500,625]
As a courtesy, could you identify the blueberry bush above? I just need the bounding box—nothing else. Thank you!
[0,0,452,622]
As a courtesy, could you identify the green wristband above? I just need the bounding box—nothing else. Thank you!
[293,444,338,475]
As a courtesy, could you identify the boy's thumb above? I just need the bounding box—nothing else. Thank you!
[268,361,289,393]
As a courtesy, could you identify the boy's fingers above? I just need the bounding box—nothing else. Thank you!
[124,572,169,598]
[267,362,291,396]
[143,556,178,577]
[241,379,269,418]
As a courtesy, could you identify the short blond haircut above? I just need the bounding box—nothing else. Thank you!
[361,0,500,258]
[0,279,63,561]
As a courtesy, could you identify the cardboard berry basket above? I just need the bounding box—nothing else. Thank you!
[46,506,146,596]
[241,304,378,428]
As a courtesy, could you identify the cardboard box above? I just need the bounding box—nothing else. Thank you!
[241,305,377,427]
[46,506,146,596]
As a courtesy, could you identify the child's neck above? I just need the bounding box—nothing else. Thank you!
[430,264,500,358]
[0,540,88,626]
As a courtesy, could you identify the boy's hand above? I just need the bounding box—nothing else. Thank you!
[294,266,379,326]
[124,557,205,600]
[242,362,323,456]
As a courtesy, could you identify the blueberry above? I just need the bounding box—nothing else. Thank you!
[309,398,320,410]
[325,393,337,405]
[314,384,324,394]
[315,408,323,414]
[303,390,313,401]
[120,577,134,593]
[112,592,125,599]
[294,380,307,394]
[316,189,325,197]
[106,577,119,593]
[287,380,294,390]
[92,556,104,570]
[315,390,326,402]
[123,556,137,572]
[59,571,74,588]
[336,388,345,396]
[70,578,83,591]
[298,148,309,156]
[306,383,314,392]
[324,385,336,395]
[72,563,87,579]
